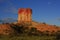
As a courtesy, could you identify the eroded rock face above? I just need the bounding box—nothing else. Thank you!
[0,24,14,35]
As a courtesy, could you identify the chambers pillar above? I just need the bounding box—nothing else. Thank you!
[18,8,32,23]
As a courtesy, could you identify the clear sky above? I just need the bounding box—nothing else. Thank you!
[0,0,60,26]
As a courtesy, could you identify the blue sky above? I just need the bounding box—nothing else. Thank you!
[0,0,60,26]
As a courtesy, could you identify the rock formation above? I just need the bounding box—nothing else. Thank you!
[18,8,32,23]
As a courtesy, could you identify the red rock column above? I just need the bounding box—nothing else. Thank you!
[18,8,32,23]
[18,8,24,23]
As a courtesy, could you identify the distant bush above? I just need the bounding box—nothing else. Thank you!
[42,22,46,25]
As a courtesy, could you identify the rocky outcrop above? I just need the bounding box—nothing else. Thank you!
[0,21,60,35]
